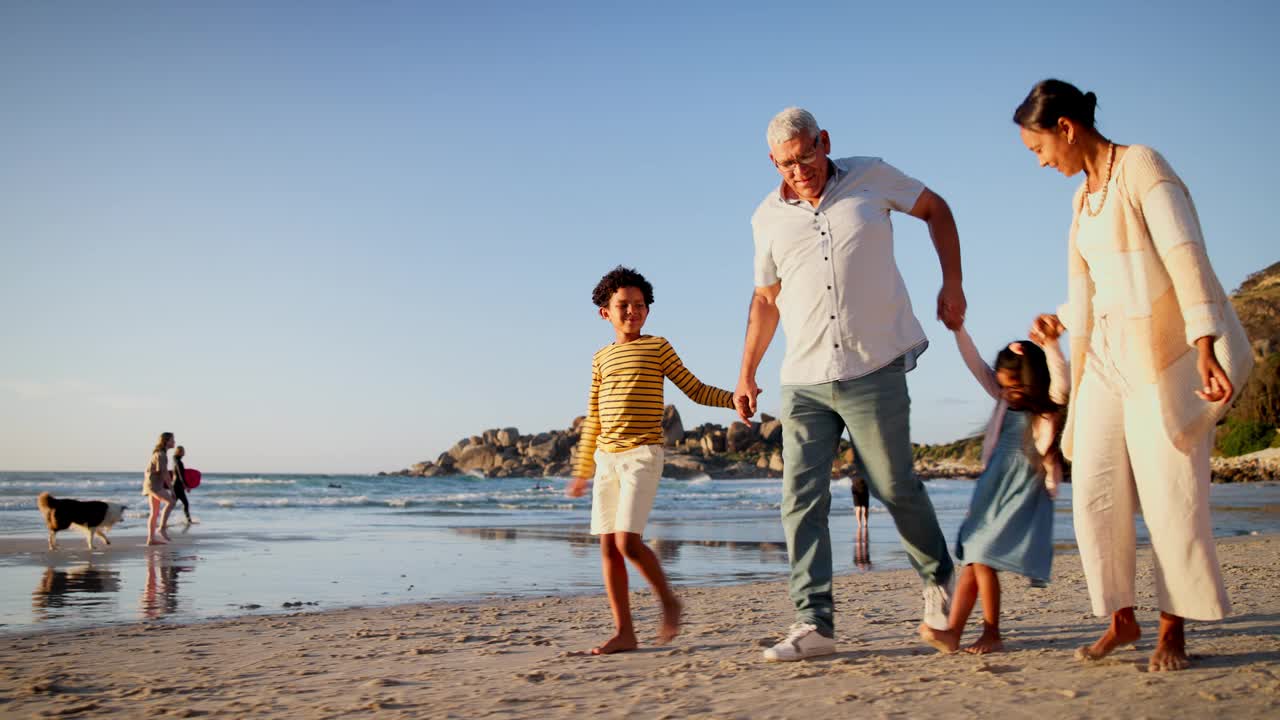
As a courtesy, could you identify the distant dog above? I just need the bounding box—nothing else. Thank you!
[37,492,126,550]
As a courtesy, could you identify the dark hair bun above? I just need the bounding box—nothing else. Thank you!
[1013,79,1099,131]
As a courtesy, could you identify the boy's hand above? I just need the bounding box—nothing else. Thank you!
[565,477,589,498]
[1029,313,1065,345]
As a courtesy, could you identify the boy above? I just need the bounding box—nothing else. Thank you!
[566,266,736,655]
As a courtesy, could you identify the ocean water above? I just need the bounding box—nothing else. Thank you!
[2,471,1278,634]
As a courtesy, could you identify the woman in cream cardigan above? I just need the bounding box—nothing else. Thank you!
[1014,79,1252,672]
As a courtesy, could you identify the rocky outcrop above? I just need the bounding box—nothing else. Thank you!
[1211,448,1280,483]
[388,405,988,480]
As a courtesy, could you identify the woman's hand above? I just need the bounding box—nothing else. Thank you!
[1029,313,1065,346]
[1194,336,1234,403]
[565,477,589,498]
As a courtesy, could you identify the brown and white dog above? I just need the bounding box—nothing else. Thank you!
[37,492,126,550]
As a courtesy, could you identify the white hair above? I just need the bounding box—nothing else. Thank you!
[766,107,820,147]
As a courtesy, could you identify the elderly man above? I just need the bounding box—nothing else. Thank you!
[737,107,965,661]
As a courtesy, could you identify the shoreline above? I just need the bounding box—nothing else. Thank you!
[2,535,1278,718]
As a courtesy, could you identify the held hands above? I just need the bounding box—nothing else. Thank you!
[1194,337,1234,404]
[1029,314,1065,346]
[936,281,967,331]
[734,377,763,423]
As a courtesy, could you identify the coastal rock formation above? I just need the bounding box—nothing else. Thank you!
[390,405,985,480]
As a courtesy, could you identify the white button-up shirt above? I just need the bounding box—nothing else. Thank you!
[752,156,929,386]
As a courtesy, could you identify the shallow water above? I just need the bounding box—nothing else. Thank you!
[2,472,1278,634]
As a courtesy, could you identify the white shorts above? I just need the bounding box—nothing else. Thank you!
[590,445,664,536]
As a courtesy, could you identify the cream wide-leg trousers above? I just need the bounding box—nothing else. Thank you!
[1070,318,1230,621]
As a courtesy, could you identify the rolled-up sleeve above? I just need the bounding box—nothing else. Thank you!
[1143,181,1226,345]
[873,160,926,213]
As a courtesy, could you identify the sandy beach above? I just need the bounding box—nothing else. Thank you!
[1,535,1277,719]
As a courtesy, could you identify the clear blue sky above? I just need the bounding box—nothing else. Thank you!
[2,1,1276,473]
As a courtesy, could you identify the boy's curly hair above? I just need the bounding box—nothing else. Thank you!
[592,266,654,308]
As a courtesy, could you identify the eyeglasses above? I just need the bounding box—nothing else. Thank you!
[772,134,822,172]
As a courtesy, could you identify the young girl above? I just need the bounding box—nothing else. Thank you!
[921,321,1068,654]
[143,432,177,545]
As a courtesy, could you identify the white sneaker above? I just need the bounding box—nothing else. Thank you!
[922,580,953,631]
[761,623,837,662]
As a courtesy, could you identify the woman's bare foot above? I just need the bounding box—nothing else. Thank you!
[146,535,169,546]
[919,623,960,654]
[1149,613,1190,672]
[965,623,1004,654]
[591,631,638,655]
[1076,607,1140,661]
[658,598,682,644]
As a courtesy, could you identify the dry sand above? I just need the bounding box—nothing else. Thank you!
[2,535,1279,719]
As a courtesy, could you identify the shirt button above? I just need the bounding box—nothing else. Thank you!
[830,315,835,319]
[824,256,828,260]
[827,285,832,290]
[813,211,819,216]
[820,231,826,235]
[834,343,840,348]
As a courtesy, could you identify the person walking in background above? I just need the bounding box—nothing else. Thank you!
[920,320,1068,655]
[566,266,737,655]
[171,446,193,524]
[1013,79,1252,671]
[143,432,177,545]
[737,107,965,661]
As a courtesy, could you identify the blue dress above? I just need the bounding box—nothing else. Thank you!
[955,409,1055,583]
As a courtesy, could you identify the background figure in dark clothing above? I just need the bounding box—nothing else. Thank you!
[172,446,192,523]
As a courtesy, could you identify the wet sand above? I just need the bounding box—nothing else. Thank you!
[1,535,1278,718]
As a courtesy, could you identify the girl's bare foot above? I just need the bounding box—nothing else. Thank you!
[965,623,1004,654]
[1076,607,1140,661]
[592,631,638,655]
[918,623,960,654]
[658,598,682,644]
[1149,612,1190,672]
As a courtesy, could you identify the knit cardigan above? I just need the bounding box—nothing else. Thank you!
[1057,145,1253,459]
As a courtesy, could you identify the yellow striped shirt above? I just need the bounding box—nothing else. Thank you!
[572,335,734,478]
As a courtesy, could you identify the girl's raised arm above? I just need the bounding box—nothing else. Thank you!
[953,326,1001,400]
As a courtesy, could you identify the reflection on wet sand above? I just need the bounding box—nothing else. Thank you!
[453,526,790,565]
[29,549,197,625]
[853,523,872,571]
[139,549,195,620]
[32,564,123,622]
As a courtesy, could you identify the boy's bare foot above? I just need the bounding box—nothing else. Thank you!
[658,598,682,644]
[592,631,638,655]
[1149,613,1190,672]
[1076,608,1140,661]
[965,623,1004,654]
[918,623,960,654]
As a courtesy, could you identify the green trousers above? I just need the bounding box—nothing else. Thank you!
[780,357,954,637]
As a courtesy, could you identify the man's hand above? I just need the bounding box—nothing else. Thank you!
[936,281,966,331]
[1029,313,1065,345]
[734,377,762,423]
[1194,337,1234,404]
[565,477,589,498]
